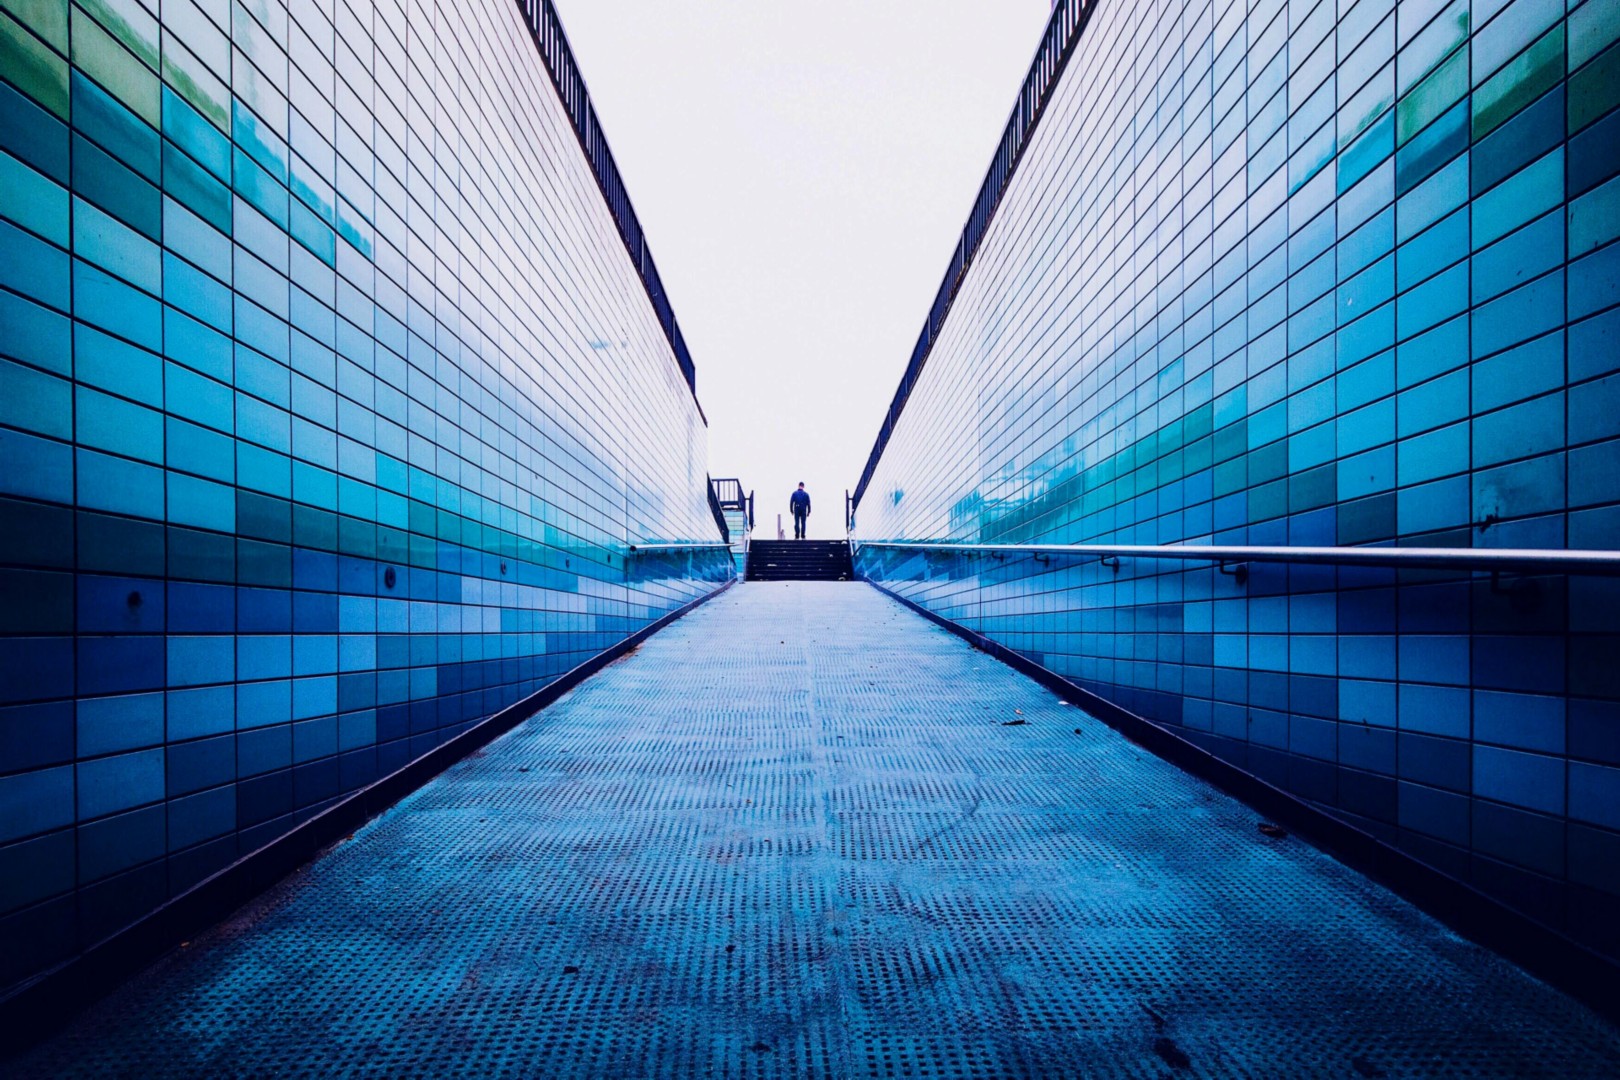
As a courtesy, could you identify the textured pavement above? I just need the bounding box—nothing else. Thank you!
[12,582,1620,1078]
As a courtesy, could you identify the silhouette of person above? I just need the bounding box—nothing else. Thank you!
[790,483,811,540]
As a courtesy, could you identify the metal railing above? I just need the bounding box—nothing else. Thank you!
[710,478,754,527]
[851,0,1098,512]
[515,0,698,395]
[854,541,1620,577]
[705,476,731,545]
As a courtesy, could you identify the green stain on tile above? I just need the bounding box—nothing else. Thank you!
[1474,24,1565,142]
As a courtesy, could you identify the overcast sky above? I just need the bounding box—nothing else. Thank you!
[550,1,1054,539]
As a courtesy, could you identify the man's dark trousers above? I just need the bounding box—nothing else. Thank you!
[790,488,811,539]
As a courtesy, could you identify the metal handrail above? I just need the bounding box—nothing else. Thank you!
[854,541,1620,576]
[628,542,733,554]
[705,475,731,545]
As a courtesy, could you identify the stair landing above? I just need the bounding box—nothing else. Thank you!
[745,539,853,581]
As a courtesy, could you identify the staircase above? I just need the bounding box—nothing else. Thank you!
[746,540,854,581]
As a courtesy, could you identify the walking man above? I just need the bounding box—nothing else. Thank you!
[790,483,811,540]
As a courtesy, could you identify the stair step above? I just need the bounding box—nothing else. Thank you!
[744,539,855,582]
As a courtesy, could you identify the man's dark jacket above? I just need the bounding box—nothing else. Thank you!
[790,490,811,517]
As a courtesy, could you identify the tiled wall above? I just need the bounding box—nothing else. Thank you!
[0,0,729,991]
[855,0,1620,959]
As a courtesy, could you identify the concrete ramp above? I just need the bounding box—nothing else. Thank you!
[13,583,1620,1077]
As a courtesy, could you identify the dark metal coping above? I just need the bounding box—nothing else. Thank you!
[857,575,1620,1027]
[851,0,1099,511]
[516,0,703,408]
[706,476,731,544]
[0,578,737,1061]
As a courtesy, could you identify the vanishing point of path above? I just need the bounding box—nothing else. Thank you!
[13,583,1620,1078]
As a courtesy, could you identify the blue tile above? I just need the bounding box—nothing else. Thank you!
[76,637,164,697]
[0,700,73,772]
[1474,691,1566,754]
[0,766,74,844]
[77,693,164,757]
[0,637,74,704]
[1398,782,1470,845]
[1473,800,1564,877]
[1570,762,1620,831]
[166,735,235,797]
[167,786,236,850]
[76,749,165,820]
[1398,733,1471,792]
[1474,746,1565,815]
[76,805,165,882]
[1397,684,1470,738]
[0,829,75,913]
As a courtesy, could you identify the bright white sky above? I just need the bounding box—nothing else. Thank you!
[551,1,1054,539]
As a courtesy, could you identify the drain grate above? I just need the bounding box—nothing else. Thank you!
[12,583,1620,1078]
